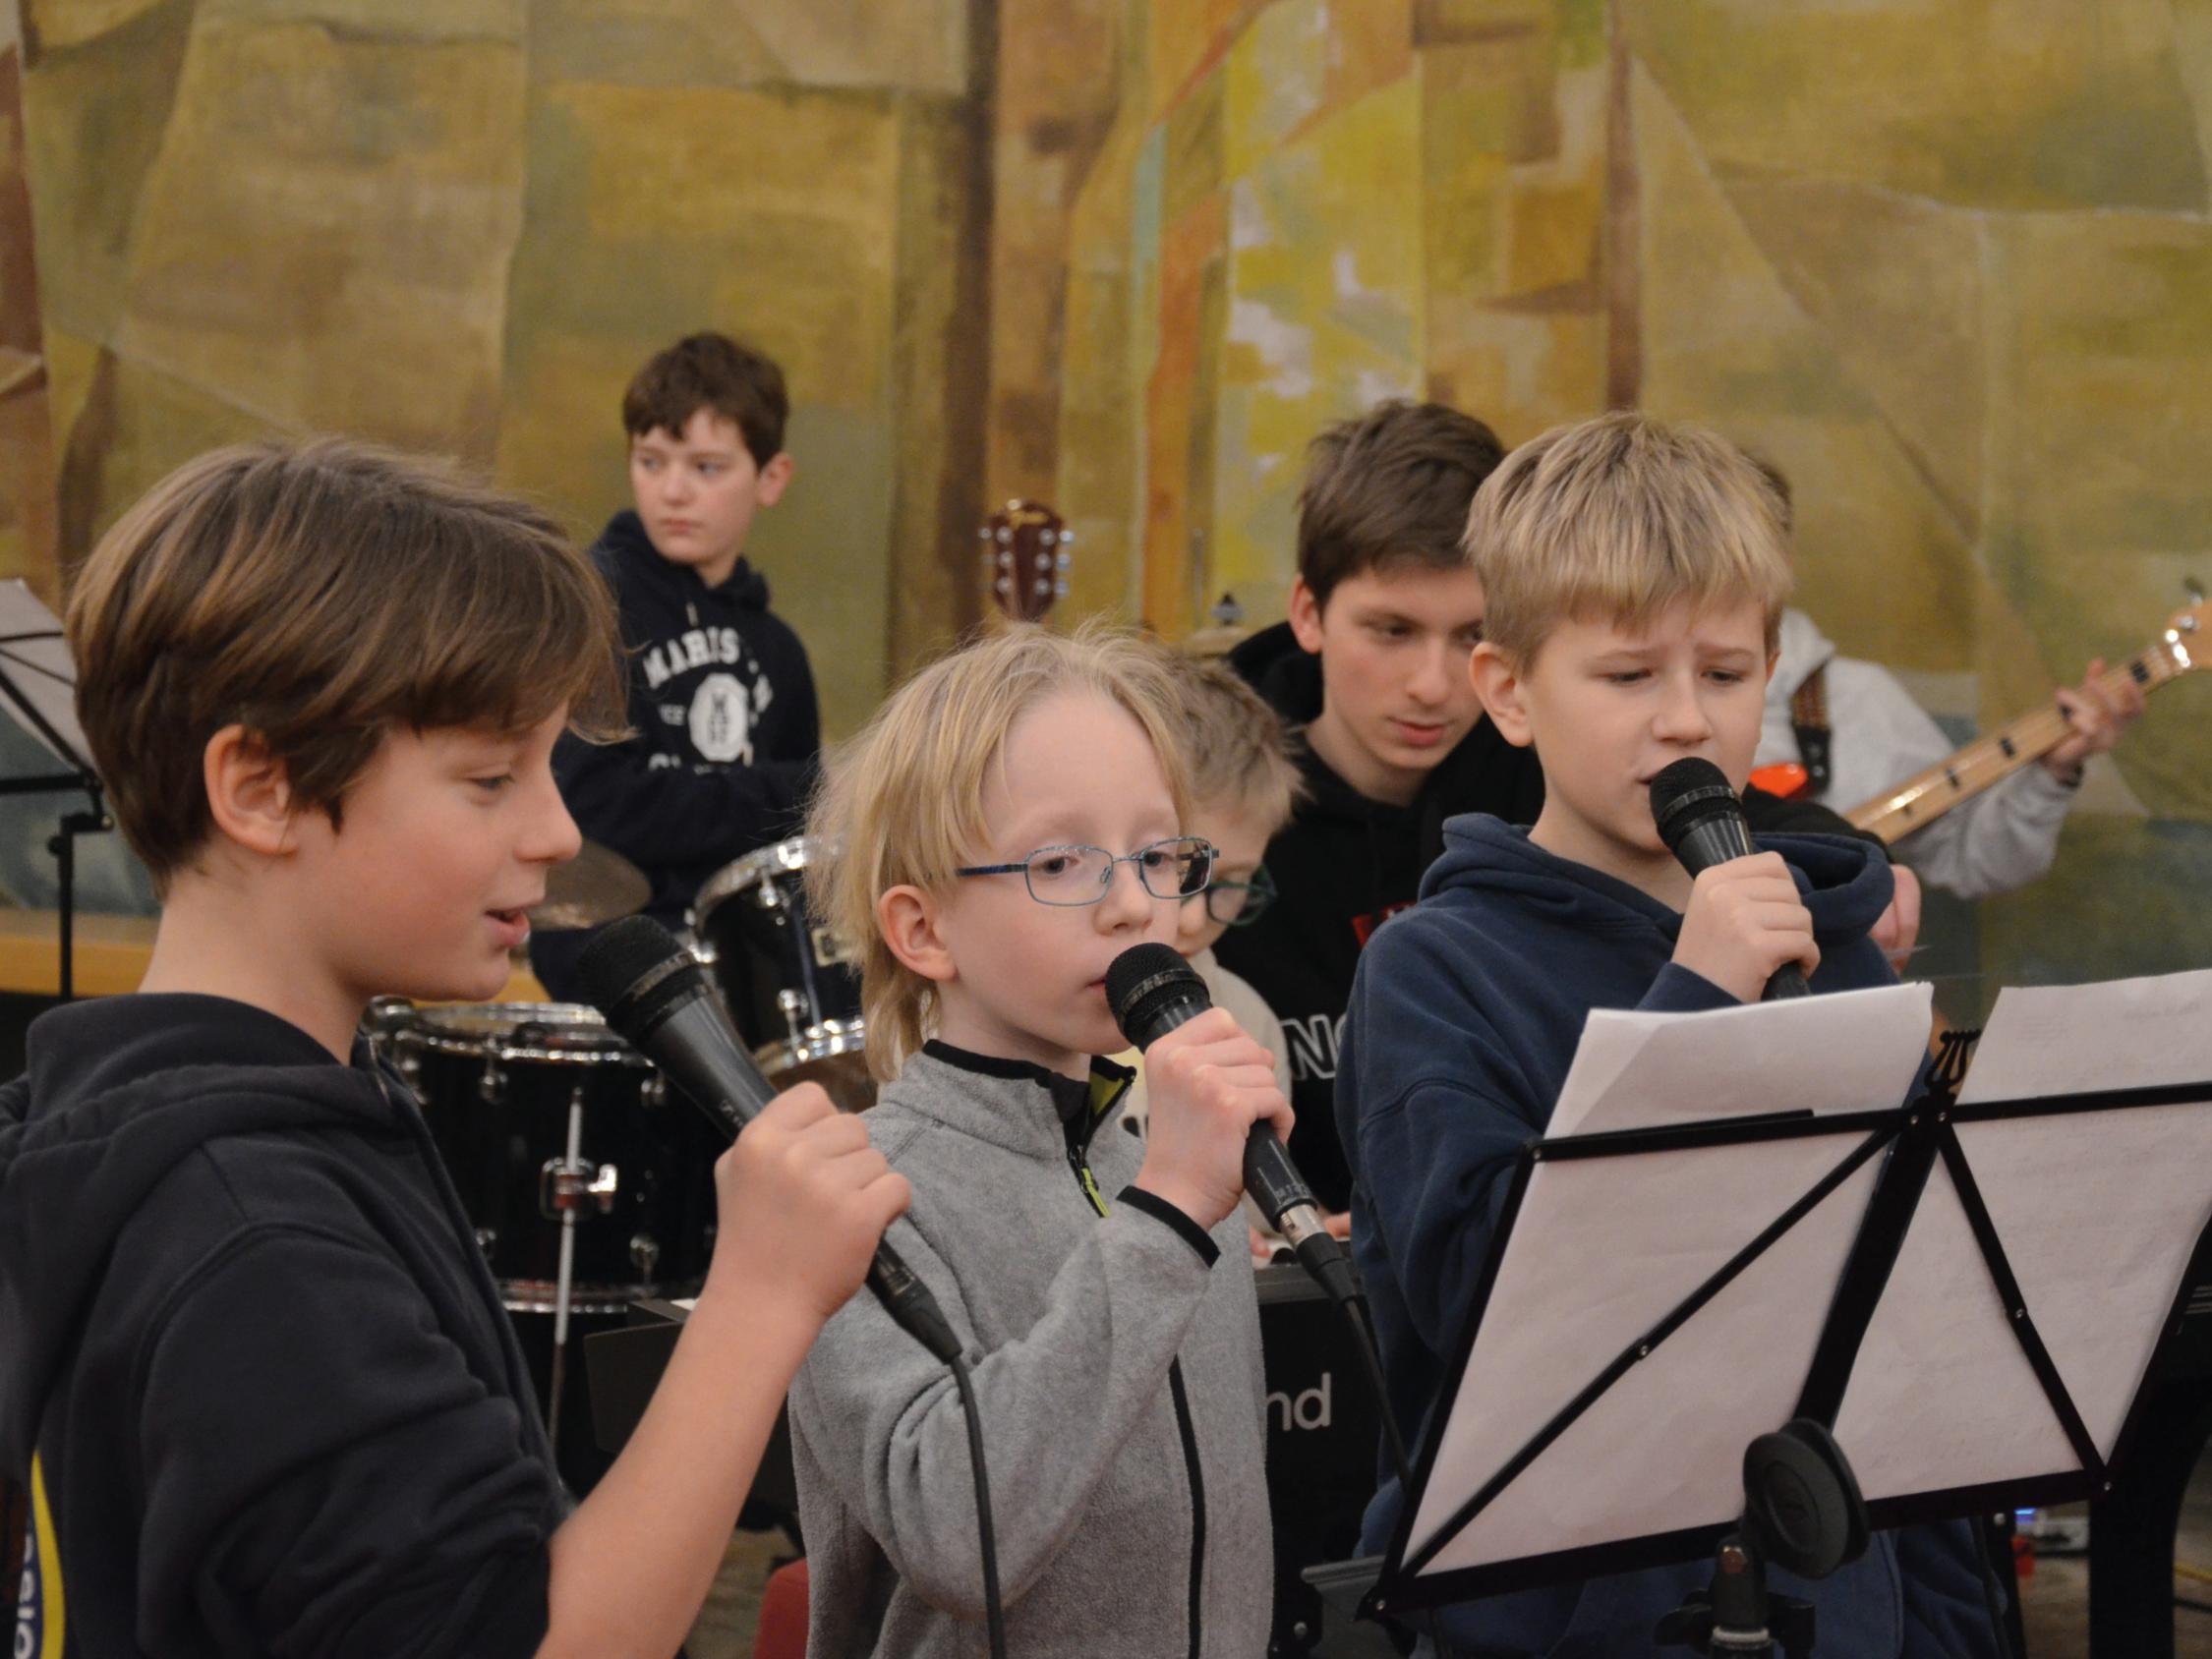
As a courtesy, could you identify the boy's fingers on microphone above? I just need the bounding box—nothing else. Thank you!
[758,1081,837,1128]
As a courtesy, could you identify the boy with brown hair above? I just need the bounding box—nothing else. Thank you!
[534,330,819,998]
[1336,413,1999,1656]
[0,438,907,1657]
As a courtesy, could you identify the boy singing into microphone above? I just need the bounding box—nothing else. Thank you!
[0,439,908,1658]
[1337,413,2001,1655]
[794,623,1292,1657]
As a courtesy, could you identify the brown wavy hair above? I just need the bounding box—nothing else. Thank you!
[66,437,624,890]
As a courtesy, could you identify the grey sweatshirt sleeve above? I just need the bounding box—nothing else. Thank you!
[787,1198,1218,1615]
[1821,658,2073,900]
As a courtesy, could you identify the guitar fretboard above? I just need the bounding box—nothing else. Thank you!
[1846,633,2194,843]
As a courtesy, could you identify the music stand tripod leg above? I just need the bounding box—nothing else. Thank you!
[1657,1418,1868,1659]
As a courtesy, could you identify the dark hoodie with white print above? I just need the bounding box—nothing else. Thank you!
[538,510,820,992]
[1334,816,2003,1658]
[0,995,566,1658]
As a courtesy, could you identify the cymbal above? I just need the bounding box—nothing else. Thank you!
[530,840,651,931]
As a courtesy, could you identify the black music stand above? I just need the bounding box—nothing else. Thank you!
[0,582,109,1001]
[1343,974,2212,1657]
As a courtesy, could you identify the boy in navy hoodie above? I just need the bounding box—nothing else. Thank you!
[534,331,819,999]
[0,439,907,1657]
[1336,413,2001,1657]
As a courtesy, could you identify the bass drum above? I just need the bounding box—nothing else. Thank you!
[376,1001,720,1309]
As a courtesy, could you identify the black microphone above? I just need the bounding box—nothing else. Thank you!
[1105,943,1358,1305]
[1649,757,1810,1000]
[577,916,963,1363]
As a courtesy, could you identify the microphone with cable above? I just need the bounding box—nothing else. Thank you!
[1649,756,1810,1001]
[1104,943,1359,1307]
[576,915,963,1363]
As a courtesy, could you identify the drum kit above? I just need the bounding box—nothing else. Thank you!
[365,834,867,1484]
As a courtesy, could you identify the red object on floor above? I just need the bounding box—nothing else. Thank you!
[751,1557,810,1659]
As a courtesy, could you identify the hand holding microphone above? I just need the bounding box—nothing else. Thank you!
[1107,944,1357,1306]
[704,1087,912,1324]
[1650,758,1819,1002]
[1126,1004,1292,1230]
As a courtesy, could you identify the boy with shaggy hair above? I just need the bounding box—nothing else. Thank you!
[795,623,1291,1657]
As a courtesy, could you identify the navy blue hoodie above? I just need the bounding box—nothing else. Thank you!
[1336,817,2001,1657]
[0,996,564,1657]
[539,510,819,994]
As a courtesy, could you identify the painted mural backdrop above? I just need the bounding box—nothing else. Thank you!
[984,0,2212,1004]
[0,0,988,907]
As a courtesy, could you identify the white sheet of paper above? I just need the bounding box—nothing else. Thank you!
[1406,1128,1882,1573]
[1546,982,1934,1140]
[1958,967,2212,1105]
[0,579,92,772]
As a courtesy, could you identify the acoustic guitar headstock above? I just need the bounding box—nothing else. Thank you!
[980,500,1072,623]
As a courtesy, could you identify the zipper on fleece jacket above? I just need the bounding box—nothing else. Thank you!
[1062,1071,1207,1658]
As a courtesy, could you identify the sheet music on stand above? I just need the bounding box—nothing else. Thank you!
[0,581,96,779]
[0,581,111,999]
[1356,968,2212,1630]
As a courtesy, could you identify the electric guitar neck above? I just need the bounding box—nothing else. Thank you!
[1845,594,2206,843]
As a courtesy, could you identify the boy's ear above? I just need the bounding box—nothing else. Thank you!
[878,885,956,985]
[202,724,303,858]
[1286,576,1325,655]
[754,451,795,507]
[1469,643,1535,749]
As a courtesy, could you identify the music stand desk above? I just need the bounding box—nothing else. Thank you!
[1362,982,2212,1624]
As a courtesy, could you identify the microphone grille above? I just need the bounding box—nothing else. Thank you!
[575,914,708,1031]
[1104,942,1198,1032]
[1648,757,1742,853]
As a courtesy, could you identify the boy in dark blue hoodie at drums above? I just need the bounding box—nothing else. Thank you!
[534,332,819,999]
[1336,413,2002,1656]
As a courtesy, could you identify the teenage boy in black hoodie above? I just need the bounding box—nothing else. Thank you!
[0,439,907,1657]
[533,331,820,1000]
[1219,401,1911,1216]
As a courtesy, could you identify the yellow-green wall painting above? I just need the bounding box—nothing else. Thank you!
[997,0,2212,1003]
[5,0,989,745]
[3,0,2207,999]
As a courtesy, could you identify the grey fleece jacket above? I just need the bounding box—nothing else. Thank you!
[788,1042,1273,1659]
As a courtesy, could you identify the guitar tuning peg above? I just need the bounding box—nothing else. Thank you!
[1055,579,1069,599]
[1032,576,1050,597]
[997,526,1013,543]
[1056,551,1072,571]
[1061,529,1076,544]
[995,576,1010,596]
[999,550,1013,569]
[976,525,992,541]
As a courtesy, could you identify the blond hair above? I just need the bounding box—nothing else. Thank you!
[1464,412,1792,664]
[807,622,1193,1081]
[67,437,624,889]
[1155,650,1304,834]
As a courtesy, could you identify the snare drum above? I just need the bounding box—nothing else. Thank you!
[378,1002,720,1311]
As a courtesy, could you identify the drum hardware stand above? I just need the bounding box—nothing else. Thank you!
[542,1081,617,1454]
